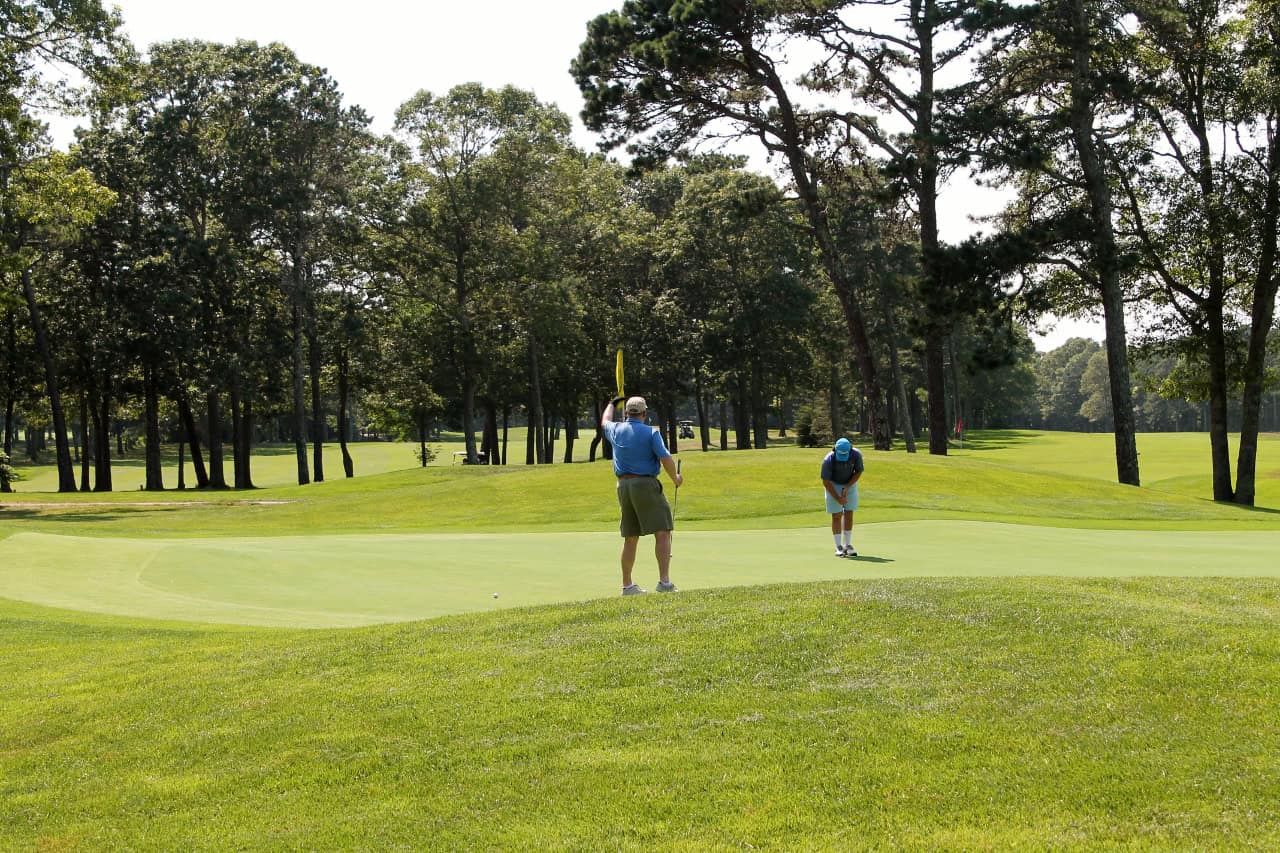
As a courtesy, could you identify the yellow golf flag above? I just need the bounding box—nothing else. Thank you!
[615,348,625,400]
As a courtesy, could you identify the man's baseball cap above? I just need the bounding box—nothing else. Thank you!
[834,438,852,460]
[625,396,647,416]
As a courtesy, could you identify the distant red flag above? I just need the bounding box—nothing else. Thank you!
[955,418,964,434]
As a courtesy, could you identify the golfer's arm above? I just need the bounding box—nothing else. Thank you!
[849,471,862,485]
[601,401,615,430]
[822,479,841,499]
[660,455,679,481]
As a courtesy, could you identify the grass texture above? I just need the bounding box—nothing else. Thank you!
[2,430,1280,848]
[3,580,1279,849]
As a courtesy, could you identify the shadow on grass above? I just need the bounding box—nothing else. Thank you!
[849,555,893,564]
[0,505,193,523]
[950,430,1041,452]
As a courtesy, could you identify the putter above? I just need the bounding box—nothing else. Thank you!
[670,457,681,558]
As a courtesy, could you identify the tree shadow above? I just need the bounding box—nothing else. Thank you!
[950,430,1041,452]
[0,505,192,523]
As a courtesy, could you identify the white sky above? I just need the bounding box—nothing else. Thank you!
[76,0,1100,350]
[102,0,617,143]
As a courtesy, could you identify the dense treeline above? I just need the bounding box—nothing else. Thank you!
[2,0,1277,505]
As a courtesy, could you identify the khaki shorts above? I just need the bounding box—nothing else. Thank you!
[617,476,673,537]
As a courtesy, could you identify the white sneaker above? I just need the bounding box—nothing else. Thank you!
[835,547,846,558]
[622,584,648,596]
[845,547,857,557]
[656,580,677,592]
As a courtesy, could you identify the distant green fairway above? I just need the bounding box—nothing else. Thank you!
[5,522,1279,626]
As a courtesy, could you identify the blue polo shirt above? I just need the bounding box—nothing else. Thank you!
[605,418,671,476]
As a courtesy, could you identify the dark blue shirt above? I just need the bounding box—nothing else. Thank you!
[820,449,864,485]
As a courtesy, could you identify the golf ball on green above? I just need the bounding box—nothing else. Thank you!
[492,593,499,598]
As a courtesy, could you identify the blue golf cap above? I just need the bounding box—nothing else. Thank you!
[834,438,852,460]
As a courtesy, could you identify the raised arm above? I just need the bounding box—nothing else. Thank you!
[601,396,623,430]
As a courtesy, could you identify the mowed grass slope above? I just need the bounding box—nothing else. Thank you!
[3,431,1279,539]
[3,431,1280,847]
[4,579,1279,848]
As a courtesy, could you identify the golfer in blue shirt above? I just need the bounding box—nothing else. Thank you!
[821,437,863,557]
[602,396,684,595]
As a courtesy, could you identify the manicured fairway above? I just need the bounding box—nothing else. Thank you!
[5,521,1280,626]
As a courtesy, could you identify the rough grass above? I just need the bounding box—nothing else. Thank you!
[3,579,1279,849]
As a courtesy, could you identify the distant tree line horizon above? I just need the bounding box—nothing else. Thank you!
[2,0,1277,505]
[7,333,1279,475]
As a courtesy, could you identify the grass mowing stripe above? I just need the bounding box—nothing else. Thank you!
[4,522,1280,627]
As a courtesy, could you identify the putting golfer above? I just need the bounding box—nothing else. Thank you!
[821,437,863,557]
[602,395,683,595]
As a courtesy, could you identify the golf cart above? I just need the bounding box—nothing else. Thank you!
[678,420,695,439]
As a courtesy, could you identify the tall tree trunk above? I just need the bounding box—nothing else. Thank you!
[1234,120,1280,506]
[948,337,964,438]
[502,405,510,466]
[338,346,354,478]
[923,335,947,453]
[481,398,499,465]
[418,413,430,467]
[3,309,15,459]
[590,398,603,462]
[733,374,752,450]
[93,381,112,492]
[910,0,952,457]
[750,360,768,449]
[20,268,75,491]
[177,438,186,490]
[563,407,577,463]
[144,364,163,490]
[719,399,728,450]
[177,390,209,488]
[886,328,917,453]
[206,389,226,489]
[308,328,324,483]
[527,332,545,464]
[2,391,12,460]
[240,397,255,489]
[747,45,892,449]
[829,365,844,439]
[1067,0,1139,486]
[291,296,310,485]
[695,374,710,452]
[454,252,480,464]
[231,383,244,489]
[670,397,680,450]
[1205,305,1233,500]
[79,392,91,492]
[543,412,556,464]
[525,412,536,465]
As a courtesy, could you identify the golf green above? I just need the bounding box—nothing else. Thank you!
[4,522,1278,627]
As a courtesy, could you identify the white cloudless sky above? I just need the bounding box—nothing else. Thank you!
[89,0,1099,349]
[104,0,618,143]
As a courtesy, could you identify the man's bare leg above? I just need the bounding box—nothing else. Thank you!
[621,536,639,588]
[654,529,671,583]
